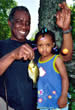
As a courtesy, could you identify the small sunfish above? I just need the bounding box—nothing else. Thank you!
[28,60,39,88]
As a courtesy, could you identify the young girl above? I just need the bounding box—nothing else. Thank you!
[35,28,69,110]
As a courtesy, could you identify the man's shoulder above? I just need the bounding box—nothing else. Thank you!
[0,39,10,44]
[0,39,13,53]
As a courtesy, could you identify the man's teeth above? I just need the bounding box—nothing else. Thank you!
[19,31,25,34]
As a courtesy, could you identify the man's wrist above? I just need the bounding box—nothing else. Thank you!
[62,26,72,34]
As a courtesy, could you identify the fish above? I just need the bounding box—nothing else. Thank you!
[28,60,39,88]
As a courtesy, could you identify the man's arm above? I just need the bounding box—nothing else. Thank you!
[0,44,34,76]
[61,32,72,61]
[56,2,73,61]
[0,52,15,75]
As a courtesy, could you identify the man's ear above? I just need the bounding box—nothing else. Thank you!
[8,20,12,27]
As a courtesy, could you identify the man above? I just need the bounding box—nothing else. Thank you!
[0,2,72,110]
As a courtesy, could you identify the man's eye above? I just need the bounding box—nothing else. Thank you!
[25,22,30,26]
[15,20,21,23]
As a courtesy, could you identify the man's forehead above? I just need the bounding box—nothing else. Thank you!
[14,10,28,15]
[13,10,30,19]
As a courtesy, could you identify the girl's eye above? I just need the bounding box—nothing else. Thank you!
[47,44,50,46]
[38,44,42,47]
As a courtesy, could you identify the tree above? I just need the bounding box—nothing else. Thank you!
[71,5,75,41]
[0,0,17,40]
[38,0,65,48]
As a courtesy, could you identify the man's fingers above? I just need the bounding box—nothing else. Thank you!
[56,11,64,21]
[56,11,60,19]
[22,44,35,60]
[59,2,67,9]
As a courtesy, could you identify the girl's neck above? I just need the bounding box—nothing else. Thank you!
[40,54,54,61]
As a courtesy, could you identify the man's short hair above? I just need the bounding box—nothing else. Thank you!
[8,6,31,22]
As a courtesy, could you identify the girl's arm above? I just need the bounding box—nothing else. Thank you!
[55,56,69,108]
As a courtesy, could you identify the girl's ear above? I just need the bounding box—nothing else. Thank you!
[53,43,55,47]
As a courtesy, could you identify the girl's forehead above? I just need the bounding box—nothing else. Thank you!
[37,35,53,44]
[39,34,52,41]
[40,37,45,40]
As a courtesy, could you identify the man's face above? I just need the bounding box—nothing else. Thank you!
[10,10,31,42]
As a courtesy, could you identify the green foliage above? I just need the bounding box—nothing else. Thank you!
[0,0,17,40]
[68,82,75,110]
[71,5,75,41]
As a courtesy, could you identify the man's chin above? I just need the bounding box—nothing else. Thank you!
[19,38,26,42]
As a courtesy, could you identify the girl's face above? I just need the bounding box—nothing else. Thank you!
[37,34,54,59]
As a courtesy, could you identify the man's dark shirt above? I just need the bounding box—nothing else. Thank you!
[0,39,40,110]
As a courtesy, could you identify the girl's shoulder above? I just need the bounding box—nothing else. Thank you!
[55,54,64,66]
[53,54,64,65]
[54,54,63,60]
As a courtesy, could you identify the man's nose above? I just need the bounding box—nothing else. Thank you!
[22,22,26,28]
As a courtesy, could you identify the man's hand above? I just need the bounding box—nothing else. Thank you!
[13,43,35,61]
[56,2,71,30]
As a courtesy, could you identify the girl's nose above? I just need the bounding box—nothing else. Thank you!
[42,45,46,50]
